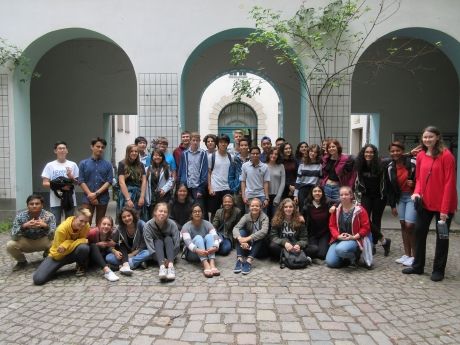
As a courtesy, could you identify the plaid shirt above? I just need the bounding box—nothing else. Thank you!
[11,209,56,240]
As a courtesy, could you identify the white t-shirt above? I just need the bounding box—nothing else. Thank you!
[41,160,79,207]
[209,152,231,192]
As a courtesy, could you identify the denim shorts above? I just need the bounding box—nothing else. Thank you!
[397,192,417,224]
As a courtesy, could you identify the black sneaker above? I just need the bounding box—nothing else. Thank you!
[382,238,391,257]
[402,267,423,275]
[12,261,27,271]
[430,271,444,282]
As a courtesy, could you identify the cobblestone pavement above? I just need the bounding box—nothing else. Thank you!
[0,230,459,345]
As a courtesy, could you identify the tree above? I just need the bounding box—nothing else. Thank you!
[231,0,441,142]
[0,37,39,81]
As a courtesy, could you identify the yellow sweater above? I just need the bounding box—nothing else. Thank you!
[49,216,89,260]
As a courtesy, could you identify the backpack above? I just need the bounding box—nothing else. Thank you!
[210,152,233,171]
[280,249,312,269]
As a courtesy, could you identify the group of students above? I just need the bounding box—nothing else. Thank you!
[6,125,456,283]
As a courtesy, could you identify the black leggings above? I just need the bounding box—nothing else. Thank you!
[89,243,111,269]
[361,194,387,244]
[308,233,330,259]
[33,244,90,285]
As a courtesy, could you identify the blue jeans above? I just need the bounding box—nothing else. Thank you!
[324,184,340,203]
[106,249,151,269]
[185,234,217,262]
[235,229,264,259]
[397,192,417,224]
[325,240,359,268]
[217,233,232,256]
[50,206,75,226]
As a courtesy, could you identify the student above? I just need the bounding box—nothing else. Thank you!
[169,184,193,231]
[41,141,79,226]
[117,144,147,218]
[33,208,92,285]
[232,198,269,274]
[294,144,322,210]
[295,142,308,164]
[135,136,150,168]
[7,194,56,271]
[227,129,244,156]
[266,148,285,221]
[208,134,233,220]
[203,134,218,156]
[173,130,191,168]
[241,146,270,209]
[275,137,286,150]
[144,203,180,281]
[146,149,174,215]
[107,207,150,274]
[259,136,272,163]
[87,216,119,282]
[280,142,298,199]
[325,186,371,268]
[212,194,242,255]
[181,204,220,278]
[303,185,333,260]
[386,141,417,266]
[354,144,391,256]
[229,137,251,214]
[321,139,355,203]
[79,137,113,226]
[178,132,208,212]
[156,136,177,181]
[403,126,457,282]
[269,198,313,261]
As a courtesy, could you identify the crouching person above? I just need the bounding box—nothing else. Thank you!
[232,198,269,275]
[32,207,91,285]
[144,203,180,281]
[7,194,56,271]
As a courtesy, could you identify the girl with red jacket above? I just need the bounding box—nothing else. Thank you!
[325,186,371,268]
[403,126,457,281]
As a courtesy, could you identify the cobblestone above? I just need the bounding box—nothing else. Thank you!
[0,230,459,344]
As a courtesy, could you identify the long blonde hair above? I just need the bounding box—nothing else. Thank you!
[271,198,302,229]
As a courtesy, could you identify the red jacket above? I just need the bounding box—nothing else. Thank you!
[329,204,371,249]
[414,149,457,214]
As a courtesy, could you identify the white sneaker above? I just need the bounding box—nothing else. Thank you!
[395,255,409,264]
[119,265,133,276]
[159,265,167,280]
[166,266,176,281]
[104,270,119,282]
[403,257,414,266]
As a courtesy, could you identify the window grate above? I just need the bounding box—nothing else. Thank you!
[138,73,179,148]
[0,74,11,198]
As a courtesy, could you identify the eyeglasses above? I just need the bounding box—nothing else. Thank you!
[192,210,202,214]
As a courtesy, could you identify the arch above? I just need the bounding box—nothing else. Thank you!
[180,28,304,144]
[12,28,137,207]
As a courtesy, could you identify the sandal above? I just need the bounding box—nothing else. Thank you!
[203,269,213,278]
[211,268,220,276]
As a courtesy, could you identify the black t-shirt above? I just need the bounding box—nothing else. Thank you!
[118,161,145,187]
[326,159,339,181]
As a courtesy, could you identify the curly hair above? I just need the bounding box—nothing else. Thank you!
[117,206,139,226]
[271,198,302,229]
[295,142,308,161]
[354,144,381,176]
[279,142,294,160]
[305,144,321,164]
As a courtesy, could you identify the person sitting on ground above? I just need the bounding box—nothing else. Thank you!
[212,194,242,256]
[87,216,119,282]
[181,204,220,278]
[7,194,56,271]
[144,202,180,281]
[106,207,151,275]
[325,186,371,268]
[269,198,315,263]
[169,184,193,231]
[232,198,269,275]
[32,207,91,285]
[302,185,334,260]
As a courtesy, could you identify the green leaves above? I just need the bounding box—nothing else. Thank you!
[0,37,39,82]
